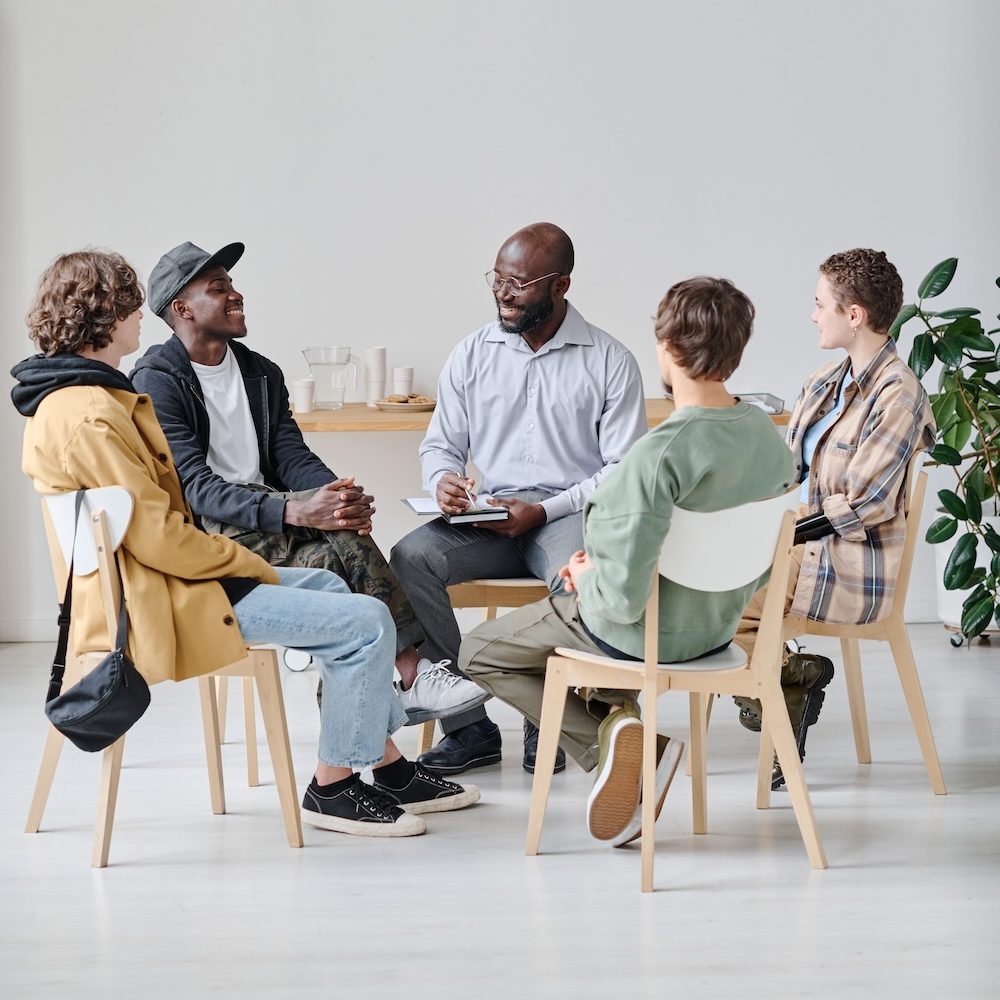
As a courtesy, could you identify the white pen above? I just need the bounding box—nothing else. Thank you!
[464,486,476,509]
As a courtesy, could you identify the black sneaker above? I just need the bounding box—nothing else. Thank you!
[772,654,836,790]
[372,763,481,815]
[301,776,426,837]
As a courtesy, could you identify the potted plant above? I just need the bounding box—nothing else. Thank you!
[890,259,1000,643]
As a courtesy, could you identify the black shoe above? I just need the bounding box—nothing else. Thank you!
[772,654,836,790]
[372,763,481,814]
[301,776,426,837]
[417,719,502,775]
[522,719,567,774]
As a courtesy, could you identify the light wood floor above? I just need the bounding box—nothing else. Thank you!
[0,625,997,998]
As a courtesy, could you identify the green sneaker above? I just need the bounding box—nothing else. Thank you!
[586,706,643,841]
[734,652,836,733]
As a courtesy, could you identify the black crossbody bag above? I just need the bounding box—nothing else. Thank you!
[44,492,151,752]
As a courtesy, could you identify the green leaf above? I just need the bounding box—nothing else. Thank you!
[918,258,958,299]
[888,303,919,341]
[938,489,968,519]
[944,533,977,589]
[943,420,973,452]
[930,444,962,466]
[934,337,965,367]
[935,307,981,319]
[966,485,983,524]
[961,594,995,638]
[985,524,1000,553]
[908,333,935,377]
[926,516,958,543]
[992,550,1000,579]
[931,391,958,426]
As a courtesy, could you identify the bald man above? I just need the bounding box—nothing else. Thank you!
[390,223,647,776]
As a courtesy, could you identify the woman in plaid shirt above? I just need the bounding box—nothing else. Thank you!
[736,248,935,789]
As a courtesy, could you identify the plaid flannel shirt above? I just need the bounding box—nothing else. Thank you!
[787,339,935,624]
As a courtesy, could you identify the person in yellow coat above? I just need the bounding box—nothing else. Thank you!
[12,249,479,837]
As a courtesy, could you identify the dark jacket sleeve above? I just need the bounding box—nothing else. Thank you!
[264,366,337,492]
[133,366,288,534]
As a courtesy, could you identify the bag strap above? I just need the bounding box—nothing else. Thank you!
[47,492,129,703]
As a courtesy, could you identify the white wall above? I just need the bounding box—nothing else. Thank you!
[2,0,998,639]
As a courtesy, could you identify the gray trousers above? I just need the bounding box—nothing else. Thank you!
[389,491,584,734]
[460,593,633,771]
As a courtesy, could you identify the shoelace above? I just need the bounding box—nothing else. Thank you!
[412,765,459,791]
[420,660,467,688]
[348,782,400,820]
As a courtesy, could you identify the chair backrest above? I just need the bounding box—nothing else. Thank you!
[890,453,929,615]
[43,487,133,576]
[658,488,801,592]
[41,488,134,647]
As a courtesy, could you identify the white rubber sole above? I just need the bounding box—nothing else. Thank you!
[399,785,481,815]
[611,738,685,848]
[587,715,644,841]
[301,808,427,837]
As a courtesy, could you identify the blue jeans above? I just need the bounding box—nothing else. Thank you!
[233,567,407,769]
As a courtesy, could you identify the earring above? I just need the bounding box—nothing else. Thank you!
[850,324,858,338]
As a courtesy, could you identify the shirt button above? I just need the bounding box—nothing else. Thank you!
[158,453,168,462]
[223,615,234,626]
[528,422,535,430]
[528,388,536,395]
[137,398,147,404]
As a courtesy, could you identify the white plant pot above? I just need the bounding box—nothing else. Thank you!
[934,514,1000,631]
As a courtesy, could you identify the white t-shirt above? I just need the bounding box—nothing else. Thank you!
[190,347,265,486]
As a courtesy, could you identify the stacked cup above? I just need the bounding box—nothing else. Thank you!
[364,347,387,407]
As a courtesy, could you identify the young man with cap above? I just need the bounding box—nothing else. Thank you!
[131,241,485,725]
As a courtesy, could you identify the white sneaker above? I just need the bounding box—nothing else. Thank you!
[610,736,685,848]
[395,658,490,725]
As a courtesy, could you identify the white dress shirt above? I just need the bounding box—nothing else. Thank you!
[420,302,647,522]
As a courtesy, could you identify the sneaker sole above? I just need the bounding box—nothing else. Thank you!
[398,785,482,815]
[417,750,502,775]
[611,739,685,848]
[301,808,426,837]
[587,718,644,841]
[402,690,491,725]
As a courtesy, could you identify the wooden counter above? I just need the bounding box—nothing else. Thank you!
[294,399,789,433]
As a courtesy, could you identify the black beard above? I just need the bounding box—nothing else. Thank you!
[497,293,555,335]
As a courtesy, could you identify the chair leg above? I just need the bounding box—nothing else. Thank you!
[688,692,708,835]
[243,677,259,787]
[887,623,946,795]
[758,686,827,869]
[840,637,871,764]
[641,677,660,893]
[684,692,714,777]
[92,737,125,868]
[484,606,498,622]
[525,661,569,856]
[215,676,229,744]
[25,725,66,833]
[417,720,436,756]
[253,652,304,848]
[199,676,226,815]
[756,718,774,809]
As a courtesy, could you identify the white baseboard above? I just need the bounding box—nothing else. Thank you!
[0,617,56,643]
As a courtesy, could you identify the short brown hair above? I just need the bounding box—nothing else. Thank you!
[26,250,144,356]
[654,276,755,380]
[818,248,903,336]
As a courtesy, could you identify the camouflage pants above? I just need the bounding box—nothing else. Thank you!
[203,486,424,655]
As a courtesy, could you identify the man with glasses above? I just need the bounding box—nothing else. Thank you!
[390,223,647,776]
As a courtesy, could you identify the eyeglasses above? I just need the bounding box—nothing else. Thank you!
[484,269,562,296]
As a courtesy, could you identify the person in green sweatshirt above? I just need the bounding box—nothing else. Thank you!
[460,275,794,846]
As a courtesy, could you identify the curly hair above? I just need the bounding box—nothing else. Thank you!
[654,276,755,380]
[819,248,903,336]
[26,250,145,356]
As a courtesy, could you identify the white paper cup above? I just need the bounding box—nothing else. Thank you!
[392,365,414,396]
[291,377,316,413]
[364,347,387,379]
[366,378,385,408]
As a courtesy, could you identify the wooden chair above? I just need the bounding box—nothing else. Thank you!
[525,488,827,892]
[415,578,549,754]
[26,487,303,867]
[778,456,946,794]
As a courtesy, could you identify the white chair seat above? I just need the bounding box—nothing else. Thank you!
[553,644,748,673]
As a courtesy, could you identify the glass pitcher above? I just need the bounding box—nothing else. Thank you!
[302,347,359,409]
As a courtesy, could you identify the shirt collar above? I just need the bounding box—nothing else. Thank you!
[484,301,593,352]
[820,338,899,400]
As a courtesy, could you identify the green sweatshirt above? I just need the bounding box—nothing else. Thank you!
[577,401,794,662]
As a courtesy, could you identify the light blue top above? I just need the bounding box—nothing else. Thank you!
[799,370,854,501]
[420,302,647,522]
